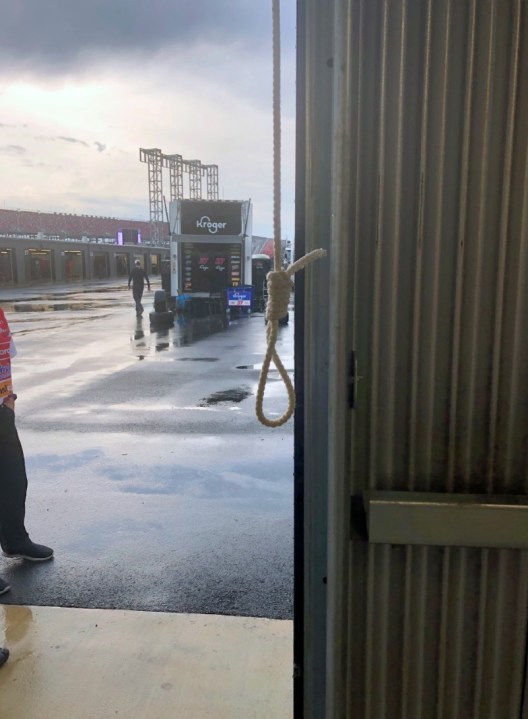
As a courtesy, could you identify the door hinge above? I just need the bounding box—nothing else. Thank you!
[293,663,302,680]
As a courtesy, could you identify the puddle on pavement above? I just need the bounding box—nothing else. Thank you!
[9,302,99,312]
[177,357,218,362]
[236,360,294,372]
[198,386,252,406]
[2,286,130,314]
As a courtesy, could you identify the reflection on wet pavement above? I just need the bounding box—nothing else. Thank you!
[171,314,228,347]
[130,313,230,358]
[0,285,129,302]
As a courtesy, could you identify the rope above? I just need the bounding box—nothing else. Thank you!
[256,249,327,427]
[255,0,326,428]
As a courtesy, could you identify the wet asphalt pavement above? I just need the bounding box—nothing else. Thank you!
[0,281,293,619]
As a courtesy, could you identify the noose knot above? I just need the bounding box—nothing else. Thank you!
[255,248,327,427]
[265,270,293,322]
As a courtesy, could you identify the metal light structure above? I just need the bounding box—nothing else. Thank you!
[140,149,220,230]
[139,148,164,244]
[186,160,203,200]
[163,153,184,202]
[205,165,219,200]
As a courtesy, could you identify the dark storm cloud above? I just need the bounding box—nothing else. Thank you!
[34,134,91,148]
[0,145,26,155]
[57,136,90,148]
[0,0,271,73]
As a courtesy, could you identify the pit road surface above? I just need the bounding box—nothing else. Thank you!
[0,282,293,619]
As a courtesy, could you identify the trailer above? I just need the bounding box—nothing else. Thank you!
[168,199,252,316]
[250,253,272,313]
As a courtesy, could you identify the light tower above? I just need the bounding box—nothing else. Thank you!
[186,160,203,199]
[140,149,220,241]
[139,148,164,244]
[205,165,219,200]
[163,154,184,201]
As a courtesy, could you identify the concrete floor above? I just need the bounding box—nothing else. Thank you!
[0,605,293,718]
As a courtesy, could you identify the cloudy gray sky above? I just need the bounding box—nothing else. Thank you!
[0,0,296,238]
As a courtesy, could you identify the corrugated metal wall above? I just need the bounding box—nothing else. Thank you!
[313,0,528,717]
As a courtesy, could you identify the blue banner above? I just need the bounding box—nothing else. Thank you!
[227,287,252,307]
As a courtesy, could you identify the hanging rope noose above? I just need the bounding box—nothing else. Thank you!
[255,0,327,428]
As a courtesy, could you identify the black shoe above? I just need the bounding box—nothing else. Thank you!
[0,648,8,667]
[3,540,54,562]
[0,578,10,595]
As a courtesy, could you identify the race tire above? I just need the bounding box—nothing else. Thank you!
[149,310,174,326]
[153,289,168,313]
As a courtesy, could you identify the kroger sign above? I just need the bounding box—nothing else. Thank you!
[180,200,243,235]
[196,216,227,234]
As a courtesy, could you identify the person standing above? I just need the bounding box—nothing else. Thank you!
[128,260,151,316]
[0,307,54,600]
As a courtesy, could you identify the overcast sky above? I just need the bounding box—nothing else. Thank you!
[0,1,296,239]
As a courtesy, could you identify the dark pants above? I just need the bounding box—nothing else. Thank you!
[132,286,144,314]
[0,406,29,550]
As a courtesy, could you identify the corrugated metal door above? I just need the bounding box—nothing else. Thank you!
[305,1,528,717]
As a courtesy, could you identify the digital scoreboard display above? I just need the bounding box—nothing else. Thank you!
[181,243,242,293]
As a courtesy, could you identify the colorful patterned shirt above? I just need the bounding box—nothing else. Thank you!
[0,308,16,404]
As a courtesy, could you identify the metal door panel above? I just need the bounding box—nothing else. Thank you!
[299,0,528,715]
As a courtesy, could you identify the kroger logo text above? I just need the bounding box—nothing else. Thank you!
[196,216,227,234]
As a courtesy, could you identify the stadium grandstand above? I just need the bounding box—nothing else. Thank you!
[0,208,166,244]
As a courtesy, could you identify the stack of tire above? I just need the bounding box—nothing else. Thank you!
[149,290,174,327]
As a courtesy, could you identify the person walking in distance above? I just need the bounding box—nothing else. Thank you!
[128,260,151,316]
[0,307,54,603]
